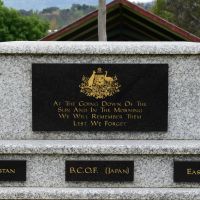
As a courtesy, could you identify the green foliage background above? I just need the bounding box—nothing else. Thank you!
[0,0,49,41]
[151,0,200,37]
[1,0,200,41]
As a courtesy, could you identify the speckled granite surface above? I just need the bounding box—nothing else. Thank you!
[0,141,199,188]
[1,187,200,199]
[0,42,200,139]
[0,42,200,199]
[0,140,200,155]
[0,41,200,55]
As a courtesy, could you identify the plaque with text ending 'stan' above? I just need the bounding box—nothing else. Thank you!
[0,161,26,181]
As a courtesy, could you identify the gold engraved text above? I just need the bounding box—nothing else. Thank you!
[187,168,200,175]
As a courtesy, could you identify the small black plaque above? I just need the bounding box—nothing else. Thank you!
[65,161,133,182]
[0,161,26,181]
[32,64,168,132]
[174,161,200,183]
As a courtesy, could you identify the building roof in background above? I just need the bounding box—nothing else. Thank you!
[41,0,200,42]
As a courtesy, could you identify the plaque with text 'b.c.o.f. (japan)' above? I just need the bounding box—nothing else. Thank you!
[65,161,134,182]
[32,64,168,132]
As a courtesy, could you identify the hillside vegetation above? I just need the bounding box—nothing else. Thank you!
[19,4,97,30]
[19,0,200,38]
[1,0,200,41]
[19,3,152,31]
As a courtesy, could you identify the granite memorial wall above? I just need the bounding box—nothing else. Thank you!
[0,42,200,199]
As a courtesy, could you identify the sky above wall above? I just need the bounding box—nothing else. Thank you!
[3,0,152,11]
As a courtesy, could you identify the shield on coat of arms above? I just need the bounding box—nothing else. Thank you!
[94,74,105,86]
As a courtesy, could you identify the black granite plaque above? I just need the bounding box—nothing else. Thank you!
[32,64,168,131]
[65,161,133,182]
[0,161,26,181]
[174,161,200,183]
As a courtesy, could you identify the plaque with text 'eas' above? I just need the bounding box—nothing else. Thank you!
[174,161,200,183]
[32,64,168,132]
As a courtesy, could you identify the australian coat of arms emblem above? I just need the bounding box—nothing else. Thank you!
[79,68,121,99]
